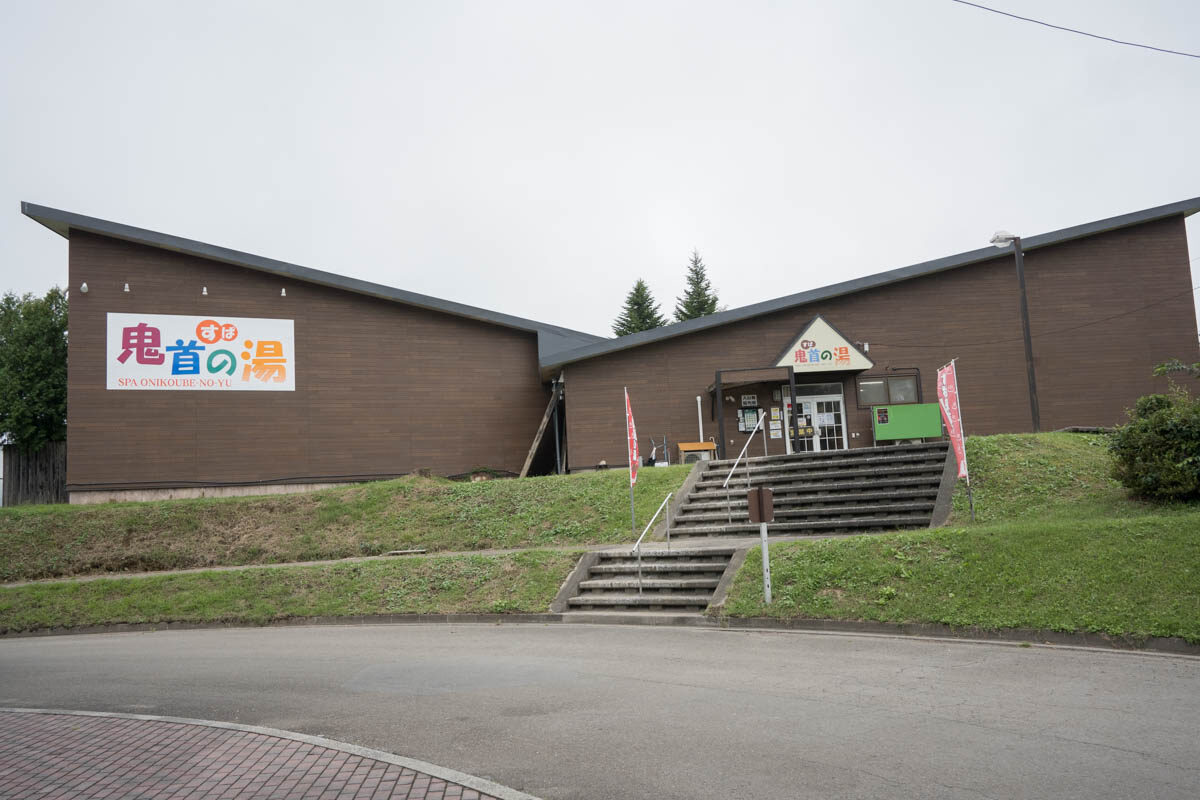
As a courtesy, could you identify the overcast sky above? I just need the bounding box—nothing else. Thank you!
[2,0,1198,337]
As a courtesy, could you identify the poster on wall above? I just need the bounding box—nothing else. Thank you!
[106,313,296,391]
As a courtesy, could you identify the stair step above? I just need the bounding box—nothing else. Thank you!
[693,464,944,491]
[596,551,735,563]
[681,487,939,511]
[567,593,713,607]
[674,501,935,524]
[696,463,945,487]
[697,473,941,492]
[707,442,947,467]
[671,514,932,537]
[578,577,721,591]
[702,449,946,476]
[589,561,730,574]
[599,546,738,558]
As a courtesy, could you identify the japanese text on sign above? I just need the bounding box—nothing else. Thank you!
[107,313,295,391]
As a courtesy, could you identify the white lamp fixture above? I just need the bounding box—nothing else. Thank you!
[202,286,208,296]
[280,288,287,297]
[990,230,1017,248]
[123,283,130,292]
[79,282,88,293]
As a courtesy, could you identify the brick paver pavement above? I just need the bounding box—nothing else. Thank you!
[0,711,502,799]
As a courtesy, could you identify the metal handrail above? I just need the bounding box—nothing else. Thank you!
[630,491,673,594]
[722,411,766,523]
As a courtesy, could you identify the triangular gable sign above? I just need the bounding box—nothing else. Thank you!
[773,315,874,372]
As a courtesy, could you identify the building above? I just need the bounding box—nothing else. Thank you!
[22,197,1200,503]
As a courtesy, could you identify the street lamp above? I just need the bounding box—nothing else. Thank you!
[991,230,1041,432]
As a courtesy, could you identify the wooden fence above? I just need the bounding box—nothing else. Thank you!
[1,441,67,506]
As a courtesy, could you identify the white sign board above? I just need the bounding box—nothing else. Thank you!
[775,316,873,373]
[107,313,295,391]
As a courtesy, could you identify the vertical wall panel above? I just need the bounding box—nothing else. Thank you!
[67,233,549,490]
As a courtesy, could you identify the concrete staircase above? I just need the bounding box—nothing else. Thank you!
[563,547,737,612]
[670,441,952,539]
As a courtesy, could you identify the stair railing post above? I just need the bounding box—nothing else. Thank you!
[637,546,643,594]
[630,491,672,597]
[722,413,765,526]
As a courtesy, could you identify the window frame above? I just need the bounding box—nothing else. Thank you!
[855,372,922,409]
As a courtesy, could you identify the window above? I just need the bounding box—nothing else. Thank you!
[856,378,888,406]
[888,376,917,403]
[856,374,920,407]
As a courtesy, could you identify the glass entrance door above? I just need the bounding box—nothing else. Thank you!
[815,398,847,451]
[783,392,848,453]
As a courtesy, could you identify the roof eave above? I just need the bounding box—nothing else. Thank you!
[539,195,1200,374]
[21,201,605,352]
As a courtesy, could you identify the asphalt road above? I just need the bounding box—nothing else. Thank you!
[1,624,1197,800]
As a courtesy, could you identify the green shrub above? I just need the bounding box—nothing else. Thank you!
[1109,386,1200,501]
[1133,394,1172,418]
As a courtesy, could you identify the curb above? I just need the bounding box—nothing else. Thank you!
[2,611,1197,657]
[0,708,543,800]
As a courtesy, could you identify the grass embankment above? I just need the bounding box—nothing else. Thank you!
[720,433,1200,642]
[0,465,690,582]
[0,551,578,632]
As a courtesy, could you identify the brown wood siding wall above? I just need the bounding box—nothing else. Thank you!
[67,232,549,490]
[564,216,1199,468]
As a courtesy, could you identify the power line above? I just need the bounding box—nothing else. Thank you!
[875,284,1200,349]
[948,0,1200,59]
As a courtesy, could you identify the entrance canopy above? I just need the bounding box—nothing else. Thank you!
[705,367,793,394]
[709,318,873,459]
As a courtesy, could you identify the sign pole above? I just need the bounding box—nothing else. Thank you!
[748,487,774,604]
[630,482,636,539]
[760,521,772,604]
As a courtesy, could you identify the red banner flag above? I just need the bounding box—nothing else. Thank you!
[937,360,969,481]
[625,387,639,486]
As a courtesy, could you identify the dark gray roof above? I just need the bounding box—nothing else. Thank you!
[540,196,1200,374]
[20,201,605,362]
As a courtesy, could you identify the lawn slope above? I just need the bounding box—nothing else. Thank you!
[719,433,1200,643]
[0,466,690,582]
[0,550,578,633]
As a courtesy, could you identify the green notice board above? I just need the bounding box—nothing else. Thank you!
[872,403,944,441]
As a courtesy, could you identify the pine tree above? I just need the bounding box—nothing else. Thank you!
[673,249,720,322]
[612,279,667,336]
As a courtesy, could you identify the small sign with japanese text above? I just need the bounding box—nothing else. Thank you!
[106,313,295,391]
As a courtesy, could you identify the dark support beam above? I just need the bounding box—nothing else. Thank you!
[520,372,563,478]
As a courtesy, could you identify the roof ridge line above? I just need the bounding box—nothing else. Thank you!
[19,201,604,347]
[537,195,1200,372]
